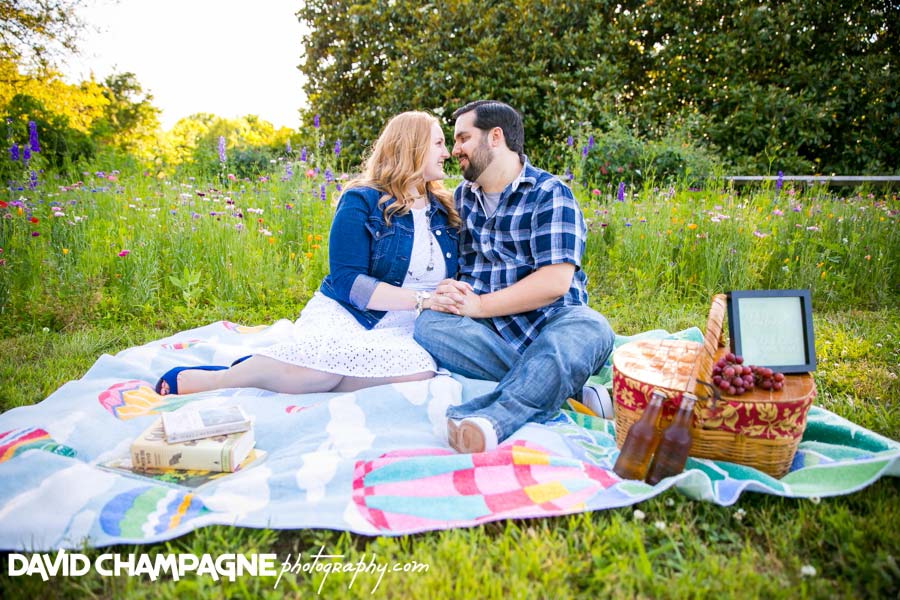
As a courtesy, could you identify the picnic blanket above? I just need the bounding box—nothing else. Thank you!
[1,320,898,551]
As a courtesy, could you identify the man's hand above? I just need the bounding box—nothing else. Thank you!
[427,279,472,315]
[454,287,486,318]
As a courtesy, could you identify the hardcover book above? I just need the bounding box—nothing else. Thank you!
[99,449,267,489]
[131,417,255,472]
[162,405,251,443]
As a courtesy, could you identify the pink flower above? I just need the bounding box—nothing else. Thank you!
[117,250,130,257]
[772,209,784,216]
[592,189,601,195]
[753,230,768,238]
[806,226,820,232]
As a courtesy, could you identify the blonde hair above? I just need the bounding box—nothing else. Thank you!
[345,111,460,228]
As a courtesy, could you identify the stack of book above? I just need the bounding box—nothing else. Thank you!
[130,405,255,473]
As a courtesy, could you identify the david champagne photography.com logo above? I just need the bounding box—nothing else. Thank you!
[4,546,430,594]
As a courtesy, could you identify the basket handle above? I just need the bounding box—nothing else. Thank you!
[689,294,727,399]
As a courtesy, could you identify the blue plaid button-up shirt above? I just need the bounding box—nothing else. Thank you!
[456,160,589,352]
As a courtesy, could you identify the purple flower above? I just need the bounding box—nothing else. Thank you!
[313,114,320,129]
[775,170,783,192]
[28,121,40,152]
[300,147,307,162]
[217,136,226,163]
[334,139,341,156]
[28,171,38,189]
[566,136,573,147]
[22,147,31,162]
[324,168,334,183]
[581,146,588,158]
[617,182,625,202]
[285,140,292,154]
[564,167,573,181]
[319,184,326,201]
[9,143,18,161]
[587,135,594,150]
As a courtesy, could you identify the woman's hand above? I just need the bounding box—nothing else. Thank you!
[427,278,472,315]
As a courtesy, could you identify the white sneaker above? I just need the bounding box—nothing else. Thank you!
[581,384,614,419]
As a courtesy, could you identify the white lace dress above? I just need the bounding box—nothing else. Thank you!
[256,207,447,377]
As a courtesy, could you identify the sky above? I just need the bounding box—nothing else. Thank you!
[62,0,308,131]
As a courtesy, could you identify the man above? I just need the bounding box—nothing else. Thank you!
[415,100,615,453]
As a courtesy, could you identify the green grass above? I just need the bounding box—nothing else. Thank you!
[1,165,898,598]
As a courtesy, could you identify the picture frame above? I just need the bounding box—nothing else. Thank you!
[726,289,817,373]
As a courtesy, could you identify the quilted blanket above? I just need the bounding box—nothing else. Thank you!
[1,320,897,551]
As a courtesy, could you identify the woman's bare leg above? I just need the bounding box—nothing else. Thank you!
[162,356,344,395]
[332,371,434,393]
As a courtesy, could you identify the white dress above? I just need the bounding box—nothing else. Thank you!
[257,206,447,377]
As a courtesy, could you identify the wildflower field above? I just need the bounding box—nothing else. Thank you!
[1,154,898,598]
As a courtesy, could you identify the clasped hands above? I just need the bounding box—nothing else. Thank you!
[427,279,483,317]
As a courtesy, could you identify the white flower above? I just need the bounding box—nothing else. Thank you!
[800,565,817,577]
[653,520,666,530]
[633,509,646,521]
[665,498,675,507]
[733,508,746,522]
[809,496,821,505]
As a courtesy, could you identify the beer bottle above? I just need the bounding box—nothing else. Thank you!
[613,390,666,480]
[645,393,697,485]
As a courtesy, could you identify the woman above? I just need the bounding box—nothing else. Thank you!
[156,111,459,395]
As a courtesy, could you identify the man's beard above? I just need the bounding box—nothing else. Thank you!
[460,138,492,182]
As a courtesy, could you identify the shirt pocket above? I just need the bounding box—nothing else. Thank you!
[365,217,396,256]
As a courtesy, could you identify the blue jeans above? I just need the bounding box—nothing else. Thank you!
[414,306,615,442]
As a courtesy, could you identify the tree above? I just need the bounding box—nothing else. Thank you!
[298,0,637,166]
[619,0,900,173]
[298,0,899,174]
[158,113,294,176]
[90,72,161,159]
[0,0,86,72]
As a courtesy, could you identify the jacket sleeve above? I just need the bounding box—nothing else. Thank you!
[327,189,380,309]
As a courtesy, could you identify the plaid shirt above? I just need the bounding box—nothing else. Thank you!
[456,160,588,352]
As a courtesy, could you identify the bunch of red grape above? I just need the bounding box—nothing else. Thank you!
[711,353,785,395]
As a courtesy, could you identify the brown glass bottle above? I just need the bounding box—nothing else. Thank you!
[613,390,666,480]
[645,393,697,485]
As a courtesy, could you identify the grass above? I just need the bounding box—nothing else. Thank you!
[1,162,898,598]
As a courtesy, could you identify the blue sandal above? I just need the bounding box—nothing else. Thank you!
[154,365,228,395]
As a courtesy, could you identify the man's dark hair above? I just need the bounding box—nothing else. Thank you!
[452,100,525,159]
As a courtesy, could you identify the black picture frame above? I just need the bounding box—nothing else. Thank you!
[726,289,817,373]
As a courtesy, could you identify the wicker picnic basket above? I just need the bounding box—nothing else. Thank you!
[611,294,816,478]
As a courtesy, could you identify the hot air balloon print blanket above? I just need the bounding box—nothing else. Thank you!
[0,319,898,551]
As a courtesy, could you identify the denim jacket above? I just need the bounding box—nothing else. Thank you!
[319,186,459,329]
